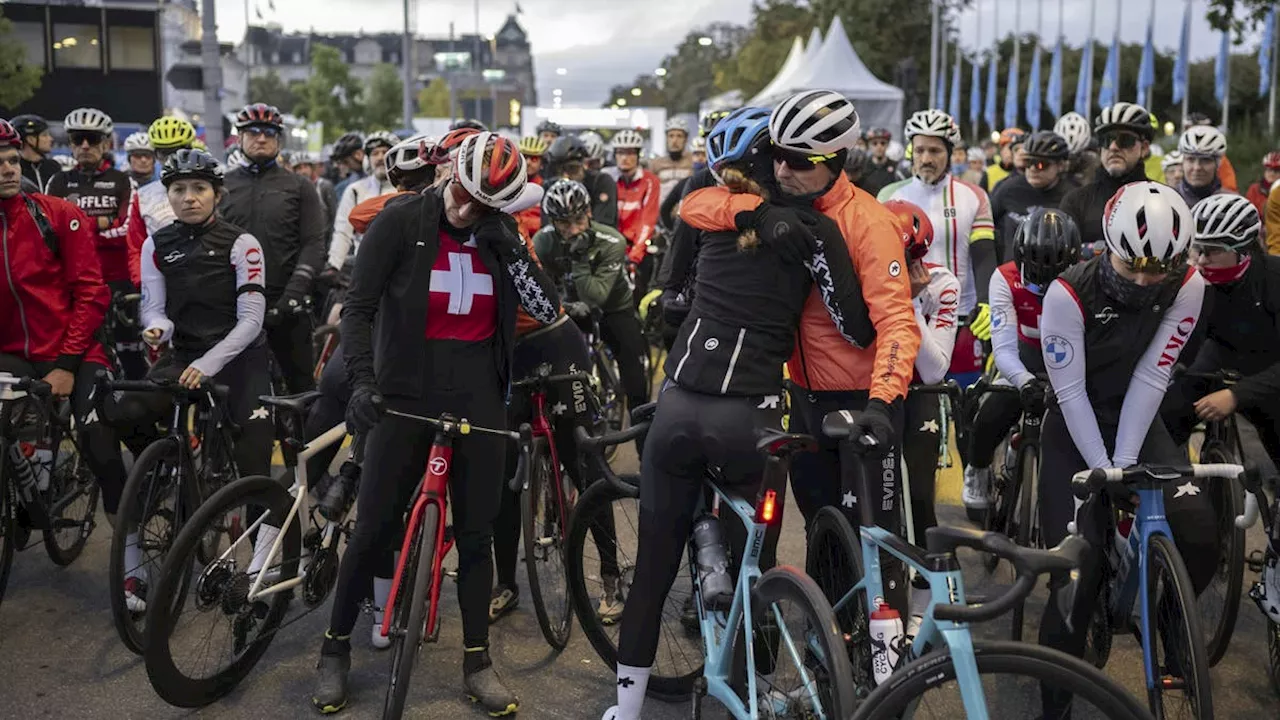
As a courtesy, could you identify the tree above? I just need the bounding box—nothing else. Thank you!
[659,24,750,113]
[364,63,403,130]
[714,0,816,99]
[292,44,364,142]
[417,77,451,117]
[1206,0,1275,38]
[248,70,297,114]
[0,10,43,112]
[603,74,666,110]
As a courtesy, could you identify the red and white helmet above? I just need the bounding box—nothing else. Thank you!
[453,132,527,209]
[0,119,21,149]
[882,199,934,261]
[1103,181,1193,269]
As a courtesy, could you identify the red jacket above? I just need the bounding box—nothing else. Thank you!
[514,175,543,241]
[0,193,111,369]
[616,168,660,263]
[126,192,147,287]
[1247,180,1271,218]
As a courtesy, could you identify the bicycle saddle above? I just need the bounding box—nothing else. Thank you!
[755,428,817,458]
[258,391,324,415]
[629,402,658,425]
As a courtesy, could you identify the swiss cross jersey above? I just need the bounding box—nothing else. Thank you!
[427,230,498,341]
[878,175,995,315]
[1041,257,1205,469]
[46,162,136,283]
[615,168,661,249]
[989,261,1046,388]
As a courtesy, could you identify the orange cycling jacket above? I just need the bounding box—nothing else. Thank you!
[616,168,661,263]
[679,175,920,404]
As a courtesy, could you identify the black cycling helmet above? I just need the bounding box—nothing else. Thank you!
[844,147,870,175]
[542,178,591,220]
[1021,131,1070,161]
[450,118,488,132]
[1014,208,1082,289]
[546,135,589,165]
[700,108,736,138]
[1185,111,1212,128]
[331,132,365,160]
[864,126,892,142]
[536,120,562,136]
[9,114,48,140]
[161,148,225,188]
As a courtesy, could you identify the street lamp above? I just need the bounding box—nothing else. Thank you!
[553,89,562,96]
[655,68,667,77]
[630,88,642,97]
[698,36,713,46]
[556,67,567,75]
[617,98,628,107]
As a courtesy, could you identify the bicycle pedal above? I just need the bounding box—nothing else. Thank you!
[444,567,458,579]
[1249,549,1267,573]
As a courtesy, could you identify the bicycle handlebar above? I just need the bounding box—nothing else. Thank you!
[1066,463,1247,534]
[99,375,230,400]
[0,374,51,398]
[574,423,650,493]
[931,531,1089,624]
[384,409,520,441]
[510,371,593,390]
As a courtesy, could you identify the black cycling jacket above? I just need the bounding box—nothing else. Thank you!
[989,173,1077,261]
[221,160,326,303]
[20,156,61,193]
[1058,163,1147,249]
[1186,252,1280,409]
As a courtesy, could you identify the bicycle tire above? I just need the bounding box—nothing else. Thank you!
[804,505,874,699]
[523,436,573,651]
[982,435,1014,574]
[1197,445,1243,667]
[110,437,187,655]
[567,479,703,699]
[383,502,438,720]
[144,475,299,708]
[1146,533,1213,719]
[0,466,14,610]
[41,430,99,566]
[1008,441,1038,642]
[1269,613,1280,698]
[850,640,1151,720]
[592,350,624,462]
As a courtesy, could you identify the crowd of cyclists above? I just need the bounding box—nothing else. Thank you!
[1,76,1278,718]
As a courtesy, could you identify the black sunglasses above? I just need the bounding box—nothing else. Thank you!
[1098,131,1141,150]
[773,147,822,171]
[68,132,104,147]
[1026,159,1059,171]
[242,126,281,138]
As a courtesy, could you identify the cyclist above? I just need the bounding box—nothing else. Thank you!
[1060,102,1154,252]
[1037,181,1215,715]
[680,91,920,610]
[963,208,1081,519]
[647,117,693,202]
[536,119,562,148]
[610,130,662,298]
[1246,150,1280,217]
[127,117,199,287]
[544,134,617,228]
[514,135,548,239]
[578,131,607,173]
[983,127,1026,192]
[1185,112,1239,192]
[960,147,987,186]
[605,104,875,720]
[1054,111,1098,187]
[1162,194,1280,462]
[0,119,131,539]
[46,108,147,380]
[121,149,273,609]
[322,131,399,287]
[10,114,59,192]
[123,132,156,187]
[330,132,367,199]
[1162,150,1185,189]
[312,132,559,716]
[221,103,325,393]
[533,178,649,419]
[879,109,996,388]
[1174,124,1233,208]
[860,126,902,196]
[989,131,1075,261]
[690,135,707,171]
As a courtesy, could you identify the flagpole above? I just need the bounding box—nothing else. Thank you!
[930,0,940,109]
[1271,18,1278,135]
[1181,0,1191,125]
[1224,36,1232,133]
[940,36,949,109]
[402,0,414,129]
[975,1,982,143]
[1084,0,1096,117]
[1012,0,1021,128]
[1145,0,1156,109]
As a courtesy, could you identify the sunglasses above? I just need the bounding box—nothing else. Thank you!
[1098,132,1141,150]
[773,147,830,171]
[1026,159,1058,171]
[242,126,281,138]
[68,132,104,147]
[1121,254,1182,275]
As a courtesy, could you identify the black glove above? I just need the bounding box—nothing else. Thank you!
[346,383,385,434]
[661,290,690,328]
[472,212,524,260]
[1019,378,1047,417]
[564,301,591,320]
[317,266,342,290]
[567,232,592,258]
[851,398,896,450]
[734,204,816,266]
[273,294,307,321]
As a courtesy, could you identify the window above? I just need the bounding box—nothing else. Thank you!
[433,51,470,72]
[293,52,301,64]
[109,26,155,70]
[53,23,100,69]
[11,21,46,71]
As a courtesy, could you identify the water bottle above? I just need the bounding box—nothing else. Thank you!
[31,445,53,492]
[691,515,734,611]
[8,441,39,503]
[869,602,904,686]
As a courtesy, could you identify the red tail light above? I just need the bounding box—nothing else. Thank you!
[755,489,778,524]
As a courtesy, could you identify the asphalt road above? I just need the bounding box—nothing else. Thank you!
[0,441,1276,719]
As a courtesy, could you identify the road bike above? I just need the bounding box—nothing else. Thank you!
[1234,466,1280,697]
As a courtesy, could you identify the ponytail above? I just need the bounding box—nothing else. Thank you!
[720,165,769,251]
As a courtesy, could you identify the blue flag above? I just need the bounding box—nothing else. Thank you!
[1025,44,1043,130]
[937,64,948,111]
[949,54,962,124]
[1075,41,1092,116]
[1047,37,1063,118]
[970,55,983,126]
[1098,34,1119,108]
[985,52,998,130]
[1137,14,1155,102]
[1003,45,1020,129]
[1261,7,1276,97]
[1173,1,1191,103]
[1215,28,1230,106]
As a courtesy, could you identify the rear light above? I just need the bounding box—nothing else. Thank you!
[755,489,778,524]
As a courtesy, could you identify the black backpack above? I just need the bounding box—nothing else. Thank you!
[22,194,61,259]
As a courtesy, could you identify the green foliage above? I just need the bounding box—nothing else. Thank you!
[1206,0,1275,40]
[417,77,451,117]
[364,63,404,130]
[715,0,817,99]
[292,45,364,142]
[248,70,298,115]
[0,10,43,112]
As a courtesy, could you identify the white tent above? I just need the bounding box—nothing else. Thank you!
[745,36,807,110]
[801,27,824,66]
[752,16,905,138]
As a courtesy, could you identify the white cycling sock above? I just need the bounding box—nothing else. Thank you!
[123,532,144,581]
[373,576,392,618]
[613,663,651,720]
[249,524,281,575]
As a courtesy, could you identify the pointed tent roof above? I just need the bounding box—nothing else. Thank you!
[745,36,806,108]
[801,26,824,66]
[754,15,904,106]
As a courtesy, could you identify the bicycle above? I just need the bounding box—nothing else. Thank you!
[102,291,153,372]
[574,308,626,460]
[312,324,340,384]
[142,392,353,708]
[1233,467,1280,696]
[0,374,99,610]
[508,365,597,650]
[1176,368,1246,667]
[567,413,857,719]
[1070,462,1247,719]
[102,376,242,655]
[902,380,963,545]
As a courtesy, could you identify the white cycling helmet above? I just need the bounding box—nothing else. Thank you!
[1053,112,1092,155]
[1178,125,1227,158]
[1161,150,1184,169]
[64,107,114,136]
[453,131,527,208]
[1095,102,1155,139]
[665,117,689,136]
[904,109,962,147]
[579,130,606,161]
[364,131,400,153]
[1190,193,1261,251]
[769,90,861,157]
[886,140,905,163]
[691,136,707,152]
[123,132,152,154]
[1103,181,1193,268]
[966,147,986,163]
[611,129,646,151]
[385,133,437,172]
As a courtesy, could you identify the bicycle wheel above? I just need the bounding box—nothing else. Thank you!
[732,565,856,720]
[1196,446,1243,667]
[851,640,1150,719]
[1145,533,1213,719]
[144,475,299,708]
[567,479,703,699]
[110,437,187,655]
[804,505,874,699]
[41,428,99,566]
[592,350,624,461]
[982,435,1016,574]
[522,436,573,650]
[1269,613,1280,698]
[383,503,438,720]
[0,468,14,610]
[1008,442,1038,642]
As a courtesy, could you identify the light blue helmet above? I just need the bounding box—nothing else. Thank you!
[705,106,772,184]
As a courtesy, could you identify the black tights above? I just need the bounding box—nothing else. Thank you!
[901,390,941,544]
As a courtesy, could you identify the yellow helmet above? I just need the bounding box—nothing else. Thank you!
[148,116,196,150]
[518,135,548,156]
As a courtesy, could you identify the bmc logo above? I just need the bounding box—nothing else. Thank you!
[1156,316,1197,368]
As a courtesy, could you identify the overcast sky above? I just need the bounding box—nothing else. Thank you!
[212,0,1261,106]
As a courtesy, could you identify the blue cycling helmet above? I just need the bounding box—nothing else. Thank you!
[706,106,772,184]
